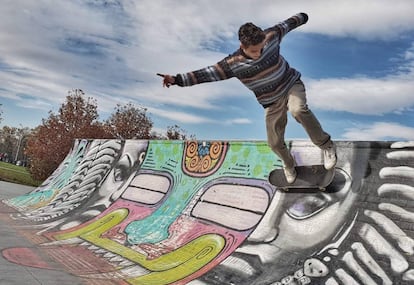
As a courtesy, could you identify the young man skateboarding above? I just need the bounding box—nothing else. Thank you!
[159,12,336,183]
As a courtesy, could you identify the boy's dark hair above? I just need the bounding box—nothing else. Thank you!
[238,22,265,47]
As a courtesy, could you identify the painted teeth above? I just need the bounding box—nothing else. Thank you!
[103,252,116,258]
[79,265,150,279]
[81,242,135,268]
[109,255,126,263]
[119,260,134,267]
[221,256,257,276]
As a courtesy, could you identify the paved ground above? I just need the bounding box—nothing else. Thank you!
[0,181,86,285]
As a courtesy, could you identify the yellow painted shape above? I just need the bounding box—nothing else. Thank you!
[53,209,225,284]
[126,234,225,285]
[53,208,129,241]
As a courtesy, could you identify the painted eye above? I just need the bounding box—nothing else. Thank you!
[114,155,132,181]
[287,195,328,219]
[286,169,351,220]
[325,169,349,193]
[121,171,172,205]
[191,178,272,231]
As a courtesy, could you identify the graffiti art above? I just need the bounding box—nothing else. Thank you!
[1,140,414,284]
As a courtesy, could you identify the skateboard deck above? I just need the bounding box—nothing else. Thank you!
[268,165,335,192]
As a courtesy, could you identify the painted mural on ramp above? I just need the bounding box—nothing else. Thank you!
[1,139,414,285]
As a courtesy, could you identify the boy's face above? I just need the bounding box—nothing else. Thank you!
[241,41,265,60]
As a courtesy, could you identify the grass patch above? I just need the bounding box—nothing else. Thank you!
[0,161,42,187]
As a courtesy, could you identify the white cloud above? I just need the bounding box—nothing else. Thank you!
[342,122,414,140]
[122,0,414,43]
[307,40,414,115]
[306,74,414,115]
[225,118,252,125]
[146,107,214,124]
[1,0,414,136]
[297,0,414,40]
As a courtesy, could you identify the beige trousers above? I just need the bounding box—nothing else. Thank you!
[265,80,333,168]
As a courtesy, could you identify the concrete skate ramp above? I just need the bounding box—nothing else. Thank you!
[1,139,414,284]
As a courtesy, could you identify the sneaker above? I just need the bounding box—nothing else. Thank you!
[283,166,297,184]
[323,145,337,170]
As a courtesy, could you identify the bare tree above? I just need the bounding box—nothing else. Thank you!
[165,124,194,140]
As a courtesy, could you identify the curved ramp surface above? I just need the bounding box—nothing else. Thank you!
[1,139,414,285]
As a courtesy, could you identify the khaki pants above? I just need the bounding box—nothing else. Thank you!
[265,80,332,168]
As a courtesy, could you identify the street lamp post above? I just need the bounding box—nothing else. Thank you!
[14,125,24,163]
[14,134,23,163]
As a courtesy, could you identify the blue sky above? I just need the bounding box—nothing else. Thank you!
[1,0,414,141]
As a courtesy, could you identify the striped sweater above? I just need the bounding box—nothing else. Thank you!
[174,13,308,108]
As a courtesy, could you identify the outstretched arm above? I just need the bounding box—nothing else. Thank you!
[268,12,308,39]
[158,58,234,88]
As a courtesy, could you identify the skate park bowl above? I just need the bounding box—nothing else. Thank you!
[1,139,414,285]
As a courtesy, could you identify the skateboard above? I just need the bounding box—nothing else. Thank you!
[268,165,335,192]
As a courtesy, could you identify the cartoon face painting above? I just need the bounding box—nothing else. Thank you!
[2,140,414,285]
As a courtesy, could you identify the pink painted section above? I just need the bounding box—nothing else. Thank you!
[2,247,56,270]
[44,197,253,284]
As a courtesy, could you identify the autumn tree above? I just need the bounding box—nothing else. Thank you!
[25,89,108,180]
[23,89,194,180]
[104,102,153,139]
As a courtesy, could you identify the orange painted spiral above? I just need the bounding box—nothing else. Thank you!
[186,141,198,158]
[200,155,212,172]
[209,142,222,160]
[187,155,201,172]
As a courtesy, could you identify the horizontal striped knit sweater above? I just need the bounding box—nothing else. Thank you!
[174,13,308,108]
